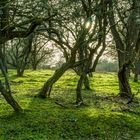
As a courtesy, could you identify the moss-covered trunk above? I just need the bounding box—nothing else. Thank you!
[0,51,22,112]
[38,62,73,98]
[76,74,84,105]
[118,61,132,98]
[108,0,140,98]
[0,81,22,112]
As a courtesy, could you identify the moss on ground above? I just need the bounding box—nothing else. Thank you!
[0,70,140,140]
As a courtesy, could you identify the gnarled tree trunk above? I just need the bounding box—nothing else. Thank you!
[0,53,22,112]
[118,61,132,98]
[0,81,22,112]
[76,74,84,105]
[108,0,140,98]
[38,61,73,98]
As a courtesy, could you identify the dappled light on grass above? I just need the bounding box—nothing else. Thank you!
[0,70,140,139]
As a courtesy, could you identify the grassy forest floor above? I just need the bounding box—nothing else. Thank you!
[0,70,140,140]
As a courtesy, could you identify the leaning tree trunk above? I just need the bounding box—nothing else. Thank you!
[38,19,91,98]
[0,81,22,112]
[0,57,22,112]
[38,61,73,98]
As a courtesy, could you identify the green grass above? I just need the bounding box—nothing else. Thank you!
[0,69,140,140]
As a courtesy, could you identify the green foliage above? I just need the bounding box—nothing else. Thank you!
[0,70,140,140]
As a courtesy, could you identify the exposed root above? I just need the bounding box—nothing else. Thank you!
[55,101,68,108]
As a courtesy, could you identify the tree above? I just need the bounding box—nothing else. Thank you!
[38,0,108,105]
[30,34,54,70]
[73,0,109,104]
[0,44,22,112]
[0,0,55,111]
[38,0,92,99]
[133,59,140,82]
[6,34,34,76]
[107,0,140,98]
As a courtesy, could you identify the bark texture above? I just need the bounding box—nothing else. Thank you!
[118,62,132,98]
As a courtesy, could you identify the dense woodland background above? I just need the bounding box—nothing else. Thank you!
[0,0,140,139]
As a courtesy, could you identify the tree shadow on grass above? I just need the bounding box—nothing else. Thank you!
[1,70,140,140]
[1,90,140,140]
